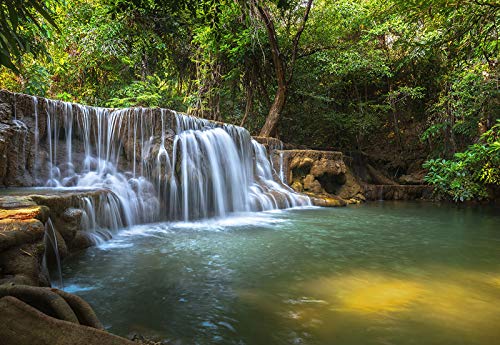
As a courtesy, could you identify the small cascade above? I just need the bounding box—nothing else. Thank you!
[24,95,309,230]
[42,218,63,288]
[33,96,39,184]
[79,193,130,244]
[278,142,286,184]
[253,141,309,209]
[164,114,310,220]
[269,140,286,184]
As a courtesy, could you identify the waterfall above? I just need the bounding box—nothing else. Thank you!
[42,218,63,288]
[28,96,310,228]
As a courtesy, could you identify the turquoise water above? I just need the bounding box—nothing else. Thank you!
[62,202,500,345]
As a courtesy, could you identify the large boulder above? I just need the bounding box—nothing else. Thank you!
[273,149,362,206]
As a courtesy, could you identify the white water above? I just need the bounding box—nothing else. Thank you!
[27,96,310,240]
[42,218,63,288]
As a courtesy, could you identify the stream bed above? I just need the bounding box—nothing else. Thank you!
[62,201,500,345]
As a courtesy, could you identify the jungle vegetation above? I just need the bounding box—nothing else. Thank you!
[0,0,499,201]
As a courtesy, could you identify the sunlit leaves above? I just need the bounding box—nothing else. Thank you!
[0,0,59,72]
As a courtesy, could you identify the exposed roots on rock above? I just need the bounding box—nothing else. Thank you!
[0,283,103,328]
[52,287,104,329]
[0,295,133,345]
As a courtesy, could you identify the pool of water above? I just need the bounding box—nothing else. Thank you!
[62,201,500,345]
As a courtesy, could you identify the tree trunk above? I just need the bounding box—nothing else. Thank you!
[253,0,313,137]
[260,84,287,136]
[254,2,287,137]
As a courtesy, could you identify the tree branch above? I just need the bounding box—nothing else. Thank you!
[252,0,287,89]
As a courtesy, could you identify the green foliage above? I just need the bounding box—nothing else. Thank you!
[423,63,499,155]
[106,75,186,109]
[424,121,500,202]
[0,0,498,204]
[0,0,59,72]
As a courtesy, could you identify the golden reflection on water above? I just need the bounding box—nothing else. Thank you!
[310,273,424,314]
[239,267,500,344]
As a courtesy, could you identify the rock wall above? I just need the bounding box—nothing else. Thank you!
[270,150,364,206]
[0,95,35,186]
[268,149,432,205]
[0,89,178,188]
[0,189,119,286]
[363,184,433,201]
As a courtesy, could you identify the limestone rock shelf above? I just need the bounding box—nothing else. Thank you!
[271,149,363,206]
[270,149,432,206]
[363,184,433,201]
[0,188,115,286]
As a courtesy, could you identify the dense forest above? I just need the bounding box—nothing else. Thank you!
[0,0,499,201]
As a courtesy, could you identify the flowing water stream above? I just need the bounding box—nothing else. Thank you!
[62,201,500,345]
[20,95,309,245]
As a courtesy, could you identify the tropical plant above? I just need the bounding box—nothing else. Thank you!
[424,121,500,202]
[0,0,58,72]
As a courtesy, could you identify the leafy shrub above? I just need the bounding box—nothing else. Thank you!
[423,121,500,202]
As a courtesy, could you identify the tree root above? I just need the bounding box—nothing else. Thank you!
[0,283,103,329]
[52,288,104,329]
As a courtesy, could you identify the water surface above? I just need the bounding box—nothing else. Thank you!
[62,202,500,345]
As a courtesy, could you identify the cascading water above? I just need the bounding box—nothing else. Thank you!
[169,116,310,221]
[27,96,309,234]
[42,218,63,288]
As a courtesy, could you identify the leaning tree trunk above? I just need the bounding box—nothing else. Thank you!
[260,84,286,137]
[254,2,287,137]
[254,0,313,137]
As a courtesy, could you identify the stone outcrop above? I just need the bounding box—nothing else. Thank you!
[0,188,117,286]
[273,150,364,206]
[270,148,431,205]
